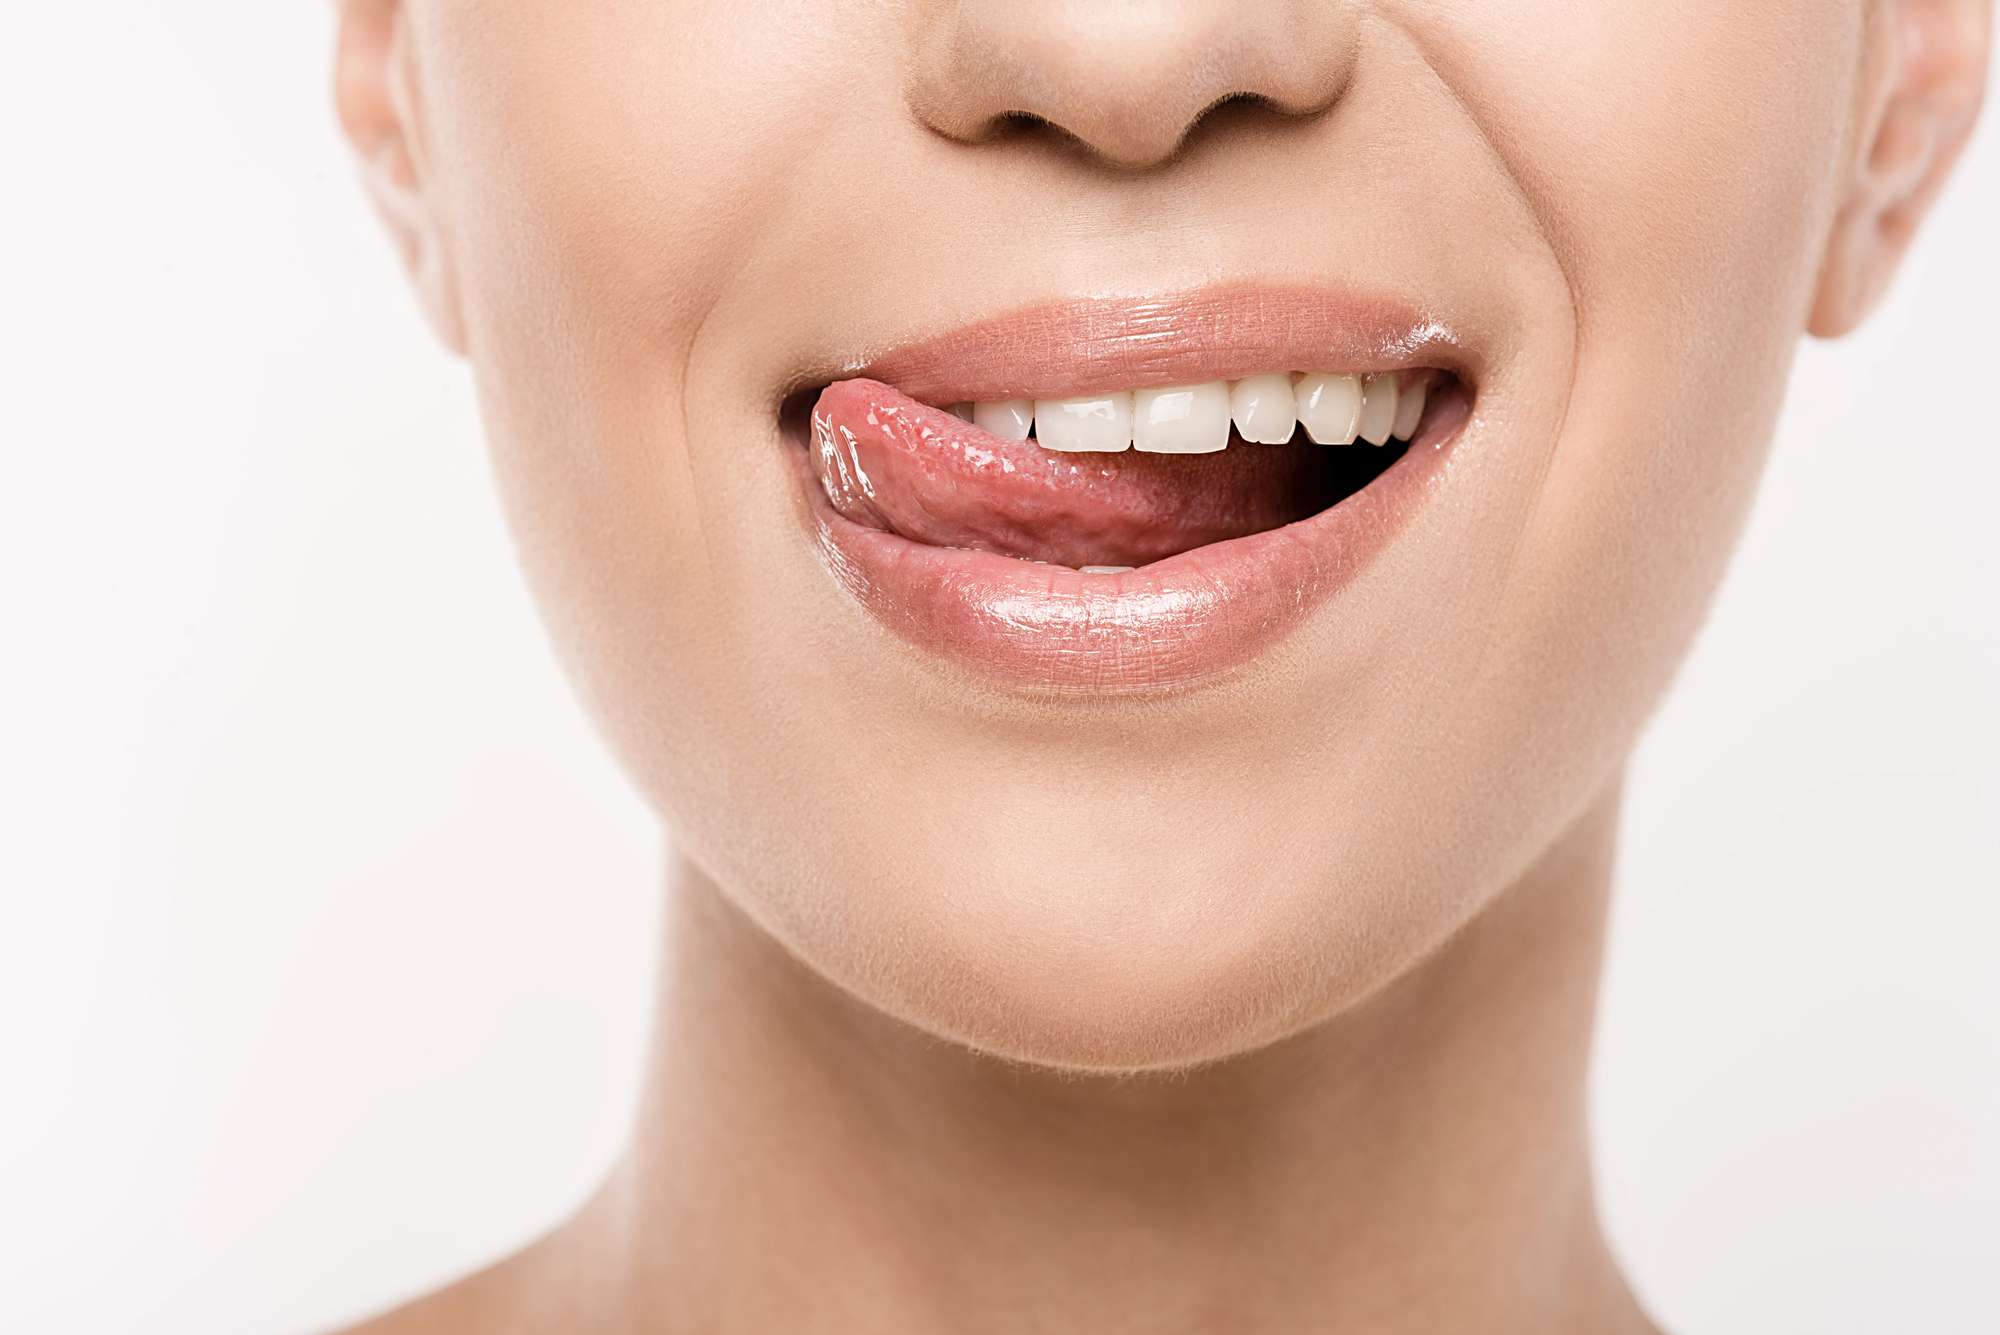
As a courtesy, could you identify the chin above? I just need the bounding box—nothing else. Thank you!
[691,788,1490,1074]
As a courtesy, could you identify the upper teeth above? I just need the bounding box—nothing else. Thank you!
[947,373,1430,453]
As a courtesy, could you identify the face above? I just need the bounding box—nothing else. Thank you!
[351,0,1980,1070]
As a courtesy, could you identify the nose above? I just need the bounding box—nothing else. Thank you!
[908,0,1356,170]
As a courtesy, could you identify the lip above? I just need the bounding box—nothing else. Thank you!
[796,286,1477,693]
[852,284,1473,404]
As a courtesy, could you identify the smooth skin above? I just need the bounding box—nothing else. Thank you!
[333,1,1988,1331]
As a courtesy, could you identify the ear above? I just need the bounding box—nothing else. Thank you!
[1810,0,1991,336]
[335,0,468,354]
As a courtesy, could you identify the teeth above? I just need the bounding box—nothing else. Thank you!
[1356,374,1399,446]
[1133,381,1229,453]
[1229,374,1297,444]
[1079,565,1135,574]
[973,398,1034,440]
[1294,373,1362,445]
[1036,392,1133,452]
[952,371,1441,451]
[1391,376,1427,442]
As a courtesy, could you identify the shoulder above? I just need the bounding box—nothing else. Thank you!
[326,1195,631,1335]
[327,1242,569,1335]
[330,1279,487,1335]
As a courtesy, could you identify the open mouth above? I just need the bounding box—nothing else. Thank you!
[805,369,1463,573]
[786,289,1476,691]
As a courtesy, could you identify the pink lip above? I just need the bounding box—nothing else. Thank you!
[797,287,1476,693]
[855,284,1474,404]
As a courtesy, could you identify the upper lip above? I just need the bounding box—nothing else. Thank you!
[834,282,1477,406]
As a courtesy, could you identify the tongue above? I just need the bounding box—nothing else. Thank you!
[811,379,1388,569]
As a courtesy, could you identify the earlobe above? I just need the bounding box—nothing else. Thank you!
[335,0,467,354]
[1810,0,1991,337]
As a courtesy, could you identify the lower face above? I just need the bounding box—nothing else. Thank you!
[411,0,1861,1069]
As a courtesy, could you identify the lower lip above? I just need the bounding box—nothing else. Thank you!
[798,394,1469,693]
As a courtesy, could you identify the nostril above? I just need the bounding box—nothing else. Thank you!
[990,110,1059,144]
[1196,91,1288,127]
[1178,91,1302,151]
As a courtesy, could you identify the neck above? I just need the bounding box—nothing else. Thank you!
[533,779,1649,1335]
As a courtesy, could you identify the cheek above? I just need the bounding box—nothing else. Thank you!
[1416,0,1859,456]
[407,0,873,546]
[1416,0,1860,307]
[1415,0,1863,763]
[402,0,857,737]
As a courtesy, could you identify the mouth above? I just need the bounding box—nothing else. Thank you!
[788,288,1477,692]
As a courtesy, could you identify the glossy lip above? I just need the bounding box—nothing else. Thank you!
[796,286,1478,694]
[852,283,1475,405]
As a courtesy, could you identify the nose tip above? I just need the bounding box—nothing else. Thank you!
[909,1,1355,170]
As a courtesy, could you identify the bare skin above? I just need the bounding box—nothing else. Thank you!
[329,0,1989,1330]
[353,784,1643,1335]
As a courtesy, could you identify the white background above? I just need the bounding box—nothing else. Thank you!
[1,5,1994,1333]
